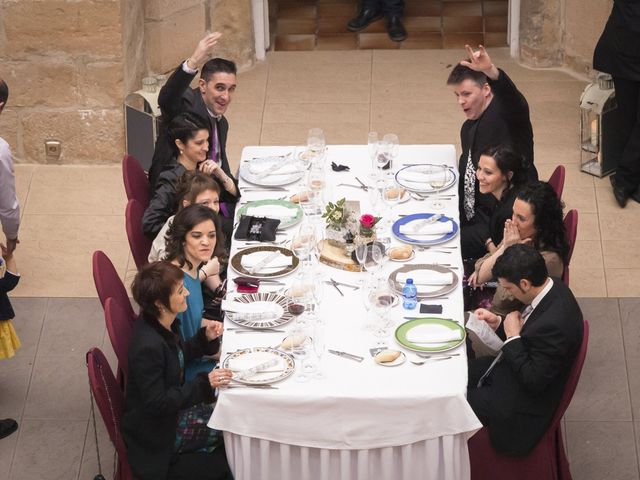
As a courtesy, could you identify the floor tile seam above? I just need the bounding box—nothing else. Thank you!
[260,60,273,145]
[17,166,36,223]
[76,418,92,480]
[618,297,639,428]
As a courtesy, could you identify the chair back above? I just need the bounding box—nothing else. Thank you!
[86,347,133,480]
[92,250,136,323]
[123,154,150,210]
[125,199,152,270]
[104,297,134,390]
[562,209,578,286]
[548,165,566,200]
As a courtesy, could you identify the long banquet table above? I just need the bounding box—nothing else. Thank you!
[209,144,482,480]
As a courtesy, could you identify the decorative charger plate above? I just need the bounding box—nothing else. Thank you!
[395,317,466,353]
[388,263,458,298]
[236,199,303,229]
[392,213,459,246]
[222,347,295,385]
[230,245,299,279]
[225,292,293,329]
[239,156,305,186]
[394,164,457,193]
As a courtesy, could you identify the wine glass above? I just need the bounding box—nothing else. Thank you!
[382,176,401,227]
[368,132,379,175]
[382,134,399,171]
[307,128,325,160]
[370,279,395,345]
[312,325,327,379]
[428,164,448,210]
[377,138,391,177]
[292,223,315,266]
[291,325,312,382]
[367,243,384,276]
[287,276,308,325]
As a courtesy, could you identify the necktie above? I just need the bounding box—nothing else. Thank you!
[476,305,534,387]
[209,116,218,162]
[463,151,475,221]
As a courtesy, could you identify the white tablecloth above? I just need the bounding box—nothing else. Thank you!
[210,145,482,479]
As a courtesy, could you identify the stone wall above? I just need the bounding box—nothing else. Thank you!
[518,0,614,76]
[0,0,255,164]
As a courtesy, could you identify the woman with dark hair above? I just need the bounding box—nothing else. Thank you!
[165,204,226,380]
[122,261,232,480]
[469,181,568,315]
[461,145,529,260]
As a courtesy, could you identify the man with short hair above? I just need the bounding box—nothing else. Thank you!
[447,46,537,260]
[467,244,583,456]
[0,77,20,440]
[347,0,406,42]
[148,32,239,203]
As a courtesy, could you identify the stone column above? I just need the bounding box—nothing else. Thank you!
[518,0,564,67]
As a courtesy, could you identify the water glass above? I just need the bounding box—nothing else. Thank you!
[428,164,448,210]
[368,131,379,172]
[312,325,327,379]
[382,133,399,170]
[307,128,326,159]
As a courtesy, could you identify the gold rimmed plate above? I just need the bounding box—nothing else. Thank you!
[225,292,293,329]
[388,264,458,298]
[230,245,299,279]
[223,347,295,385]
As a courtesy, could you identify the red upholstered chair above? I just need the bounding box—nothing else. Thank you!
[562,210,579,286]
[125,199,152,270]
[548,165,566,200]
[86,347,134,480]
[123,154,150,210]
[469,320,590,480]
[104,297,134,391]
[92,250,136,324]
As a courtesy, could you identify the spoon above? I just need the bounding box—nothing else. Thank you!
[409,355,453,365]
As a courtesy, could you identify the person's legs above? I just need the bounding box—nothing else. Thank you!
[347,0,384,32]
[167,445,232,480]
[611,76,640,206]
[0,419,18,439]
[381,0,406,42]
[381,0,404,16]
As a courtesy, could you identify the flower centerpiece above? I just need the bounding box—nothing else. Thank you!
[356,213,381,245]
[322,198,355,248]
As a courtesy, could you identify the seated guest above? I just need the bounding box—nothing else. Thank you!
[165,205,227,380]
[461,145,528,259]
[468,181,567,316]
[149,170,221,263]
[447,45,537,260]
[467,244,583,456]
[122,261,233,480]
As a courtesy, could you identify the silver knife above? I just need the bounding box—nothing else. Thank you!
[328,349,364,362]
[328,279,344,296]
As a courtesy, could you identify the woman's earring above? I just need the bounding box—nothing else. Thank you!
[179,150,183,155]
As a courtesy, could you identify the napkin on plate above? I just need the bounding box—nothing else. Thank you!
[397,271,453,286]
[230,358,280,380]
[240,251,292,271]
[398,170,451,185]
[406,324,462,344]
[246,205,298,220]
[399,221,453,236]
[221,299,279,320]
[248,161,299,176]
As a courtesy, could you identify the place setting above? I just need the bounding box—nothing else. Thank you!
[239,152,307,187]
[235,199,304,230]
[392,212,459,246]
[394,163,457,195]
[388,263,459,298]
[230,245,299,279]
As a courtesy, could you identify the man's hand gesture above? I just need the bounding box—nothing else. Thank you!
[188,32,223,69]
[460,45,499,80]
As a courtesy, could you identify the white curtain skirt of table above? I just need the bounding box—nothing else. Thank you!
[224,432,474,480]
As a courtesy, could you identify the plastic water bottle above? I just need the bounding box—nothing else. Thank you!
[402,278,417,310]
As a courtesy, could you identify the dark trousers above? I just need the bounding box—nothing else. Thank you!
[167,445,233,480]
[362,0,404,16]
[612,75,640,194]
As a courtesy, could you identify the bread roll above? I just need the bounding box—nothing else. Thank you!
[389,245,413,260]
[280,334,308,349]
[290,191,310,204]
[375,349,401,364]
[384,187,406,200]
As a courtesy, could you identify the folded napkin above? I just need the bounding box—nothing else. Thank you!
[406,324,462,344]
[398,170,451,185]
[231,358,280,380]
[397,271,453,286]
[240,251,292,271]
[221,299,279,320]
[248,160,299,176]
[399,220,453,236]
[246,205,298,220]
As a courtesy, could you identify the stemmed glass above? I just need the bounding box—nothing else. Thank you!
[367,243,384,277]
[307,128,326,160]
[369,279,395,345]
[290,325,312,382]
[382,176,401,228]
[382,134,399,171]
[287,275,309,325]
[312,325,326,379]
[368,132,379,175]
[292,223,316,266]
[428,164,448,210]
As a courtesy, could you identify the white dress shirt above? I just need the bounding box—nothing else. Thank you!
[0,138,20,240]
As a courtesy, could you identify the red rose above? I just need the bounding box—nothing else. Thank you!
[360,214,375,229]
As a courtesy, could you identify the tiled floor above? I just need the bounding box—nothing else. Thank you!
[1,48,640,478]
[272,0,508,51]
[0,297,638,479]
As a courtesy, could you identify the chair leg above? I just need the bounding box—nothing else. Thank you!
[556,427,572,480]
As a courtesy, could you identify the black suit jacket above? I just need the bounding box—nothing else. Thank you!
[593,0,640,82]
[121,316,219,480]
[458,69,537,224]
[467,279,583,456]
[148,63,237,202]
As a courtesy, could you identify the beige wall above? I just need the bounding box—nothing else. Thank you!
[0,0,255,164]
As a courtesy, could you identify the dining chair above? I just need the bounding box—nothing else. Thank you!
[548,165,566,200]
[125,199,152,270]
[122,154,150,210]
[562,209,578,286]
[86,347,134,480]
[468,319,589,480]
[104,297,134,391]
[92,250,136,323]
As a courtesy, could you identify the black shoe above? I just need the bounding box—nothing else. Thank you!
[610,175,629,208]
[386,16,407,42]
[347,8,383,32]
[0,419,18,439]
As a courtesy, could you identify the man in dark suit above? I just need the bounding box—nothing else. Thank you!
[467,244,583,456]
[347,0,406,42]
[594,0,640,207]
[148,32,239,208]
[447,46,537,261]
